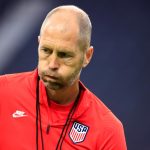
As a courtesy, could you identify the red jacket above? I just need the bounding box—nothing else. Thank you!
[0,70,127,150]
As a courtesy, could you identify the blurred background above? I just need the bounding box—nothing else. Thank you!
[0,0,150,149]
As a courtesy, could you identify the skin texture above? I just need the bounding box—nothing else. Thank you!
[38,6,93,104]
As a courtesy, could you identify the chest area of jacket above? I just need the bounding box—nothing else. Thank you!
[0,96,98,150]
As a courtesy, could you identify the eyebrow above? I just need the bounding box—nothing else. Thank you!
[40,45,75,53]
[40,45,52,50]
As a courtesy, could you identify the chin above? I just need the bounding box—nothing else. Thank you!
[44,81,64,90]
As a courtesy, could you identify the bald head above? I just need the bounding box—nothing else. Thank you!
[40,5,92,51]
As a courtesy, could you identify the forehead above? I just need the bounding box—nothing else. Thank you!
[42,10,79,31]
[39,38,79,53]
[42,11,80,40]
[40,12,81,51]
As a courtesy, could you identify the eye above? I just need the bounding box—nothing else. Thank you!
[58,52,72,58]
[41,48,52,54]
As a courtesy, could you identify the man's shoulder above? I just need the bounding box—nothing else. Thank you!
[0,70,36,80]
[84,88,110,115]
[84,87,122,125]
[0,69,37,86]
[83,90,126,149]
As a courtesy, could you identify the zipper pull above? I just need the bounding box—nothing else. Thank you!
[46,124,50,134]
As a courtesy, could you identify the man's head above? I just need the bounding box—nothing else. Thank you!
[38,5,93,90]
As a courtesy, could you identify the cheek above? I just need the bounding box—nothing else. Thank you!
[60,63,82,79]
[38,56,49,66]
[38,59,49,73]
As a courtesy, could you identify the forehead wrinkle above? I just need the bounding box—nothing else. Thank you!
[40,22,79,48]
[39,38,78,53]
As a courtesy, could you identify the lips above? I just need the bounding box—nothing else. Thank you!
[44,75,59,81]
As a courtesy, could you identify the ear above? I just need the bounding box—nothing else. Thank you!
[83,46,94,68]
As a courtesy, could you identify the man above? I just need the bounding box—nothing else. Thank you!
[0,5,127,150]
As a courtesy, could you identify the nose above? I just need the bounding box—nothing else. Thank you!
[48,54,60,70]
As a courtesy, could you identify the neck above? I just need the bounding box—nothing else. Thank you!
[46,81,80,105]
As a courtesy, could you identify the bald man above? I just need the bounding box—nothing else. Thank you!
[0,5,127,150]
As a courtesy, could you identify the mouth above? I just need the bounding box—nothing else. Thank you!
[44,75,59,81]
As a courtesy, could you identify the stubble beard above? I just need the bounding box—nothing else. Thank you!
[42,71,81,91]
[39,67,82,91]
[38,56,83,91]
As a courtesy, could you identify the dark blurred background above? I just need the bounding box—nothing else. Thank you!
[0,0,150,149]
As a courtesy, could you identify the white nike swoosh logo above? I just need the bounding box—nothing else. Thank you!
[12,110,28,118]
